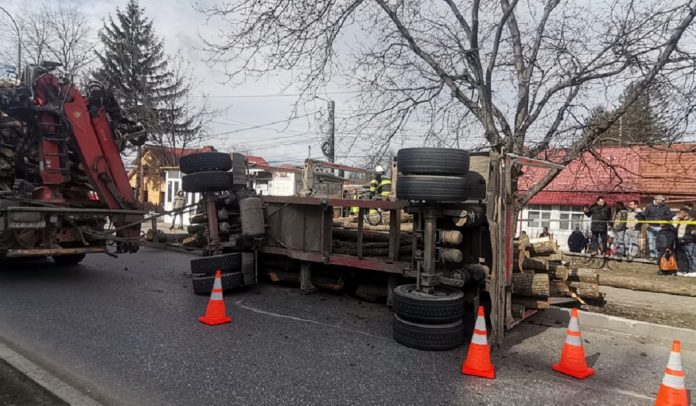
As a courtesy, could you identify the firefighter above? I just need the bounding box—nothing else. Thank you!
[369,165,392,200]
[349,188,360,216]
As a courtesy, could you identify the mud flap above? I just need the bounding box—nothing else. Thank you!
[242,251,257,286]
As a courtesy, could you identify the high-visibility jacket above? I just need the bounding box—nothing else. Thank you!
[349,194,360,215]
[370,175,392,198]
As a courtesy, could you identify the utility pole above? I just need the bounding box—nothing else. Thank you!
[0,7,22,80]
[328,99,335,163]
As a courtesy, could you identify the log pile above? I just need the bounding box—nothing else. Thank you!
[330,227,413,258]
[511,236,605,312]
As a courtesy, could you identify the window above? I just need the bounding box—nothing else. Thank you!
[167,181,173,203]
[527,204,551,228]
[559,206,586,231]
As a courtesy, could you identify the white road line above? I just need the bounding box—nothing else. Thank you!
[235,300,392,341]
[0,341,102,406]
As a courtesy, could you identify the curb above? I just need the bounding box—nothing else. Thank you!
[534,307,696,345]
[0,341,101,406]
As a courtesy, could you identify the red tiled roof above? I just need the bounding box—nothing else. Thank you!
[634,145,696,197]
[518,146,641,194]
[527,191,640,206]
[246,155,269,166]
[519,144,696,203]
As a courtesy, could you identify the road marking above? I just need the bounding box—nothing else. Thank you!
[236,300,392,341]
[0,341,102,406]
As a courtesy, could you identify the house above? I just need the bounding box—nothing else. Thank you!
[129,144,215,212]
[517,144,696,248]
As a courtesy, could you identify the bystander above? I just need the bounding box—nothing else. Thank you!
[583,196,612,255]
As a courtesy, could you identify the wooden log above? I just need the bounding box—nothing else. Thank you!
[332,228,411,243]
[332,245,412,257]
[333,240,391,249]
[568,268,600,284]
[548,265,569,282]
[549,280,571,297]
[511,296,550,310]
[338,222,413,232]
[521,256,548,271]
[568,281,603,299]
[512,273,549,298]
[529,239,558,256]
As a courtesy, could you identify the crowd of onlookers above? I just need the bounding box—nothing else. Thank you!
[563,195,696,274]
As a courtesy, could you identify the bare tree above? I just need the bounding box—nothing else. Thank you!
[150,53,218,166]
[199,0,696,208]
[17,3,96,79]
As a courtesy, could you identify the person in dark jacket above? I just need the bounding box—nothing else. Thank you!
[676,207,696,273]
[567,226,588,253]
[641,195,673,259]
[655,224,677,272]
[583,196,612,255]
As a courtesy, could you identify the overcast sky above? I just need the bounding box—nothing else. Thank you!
[0,0,386,166]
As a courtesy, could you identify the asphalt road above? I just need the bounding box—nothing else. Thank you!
[0,247,692,405]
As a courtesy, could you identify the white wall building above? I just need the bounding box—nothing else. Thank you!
[161,169,201,227]
[517,204,588,251]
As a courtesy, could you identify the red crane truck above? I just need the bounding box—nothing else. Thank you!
[0,63,145,263]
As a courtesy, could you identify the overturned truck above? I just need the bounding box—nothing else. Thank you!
[184,148,568,348]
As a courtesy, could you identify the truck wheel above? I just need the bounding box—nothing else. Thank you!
[396,175,470,202]
[190,253,242,275]
[182,171,233,193]
[392,284,465,324]
[392,315,464,351]
[397,148,470,175]
[192,271,244,295]
[52,254,86,266]
[180,152,232,174]
[460,171,487,201]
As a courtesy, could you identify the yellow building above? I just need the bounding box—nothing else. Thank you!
[128,144,216,212]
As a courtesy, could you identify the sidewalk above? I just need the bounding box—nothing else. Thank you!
[0,359,66,406]
[595,285,696,330]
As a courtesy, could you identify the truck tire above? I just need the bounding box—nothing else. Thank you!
[52,254,86,266]
[396,175,469,202]
[180,152,232,174]
[392,284,465,324]
[397,148,470,175]
[191,271,244,295]
[392,315,464,351]
[191,253,242,275]
[182,171,233,193]
[461,171,487,201]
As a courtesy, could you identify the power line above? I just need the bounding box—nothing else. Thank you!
[208,112,318,137]
[194,90,361,98]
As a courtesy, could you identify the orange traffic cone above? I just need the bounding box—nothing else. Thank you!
[198,269,232,326]
[655,340,688,406]
[461,306,495,379]
[552,308,594,379]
